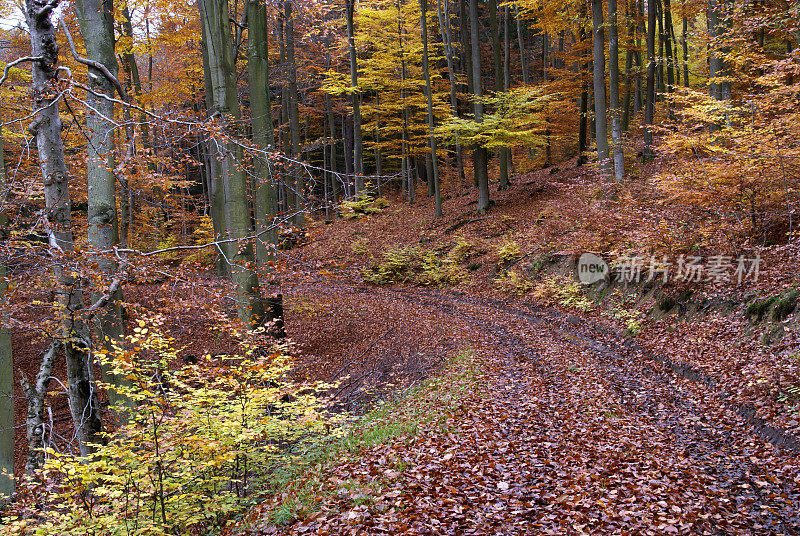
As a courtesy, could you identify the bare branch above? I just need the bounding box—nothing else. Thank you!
[59,13,130,101]
[0,56,43,87]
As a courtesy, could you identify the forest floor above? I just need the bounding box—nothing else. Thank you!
[240,282,800,535]
[232,160,800,534]
[9,157,800,533]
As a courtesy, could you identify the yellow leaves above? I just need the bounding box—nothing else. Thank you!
[21,317,341,536]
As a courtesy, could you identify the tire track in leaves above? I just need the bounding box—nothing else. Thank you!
[280,282,800,535]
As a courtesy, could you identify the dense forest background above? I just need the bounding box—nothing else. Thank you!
[0,0,799,533]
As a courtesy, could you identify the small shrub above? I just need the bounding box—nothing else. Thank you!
[418,252,464,286]
[495,269,533,295]
[351,237,370,255]
[184,214,216,265]
[448,236,473,263]
[364,247,464,287]
[496,240,523,267]
[372,197,390,209]
[533,276,593,311]
[340,193,387,219]
[6,322,336,536]
[363,246,419,285]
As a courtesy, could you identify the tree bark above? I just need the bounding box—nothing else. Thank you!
[470,0,490,212]
[0,106,11,498]
[199,0,265,327]
[643,0,657,158]
[708,0,731,102]
[420,0,442,217]
[592,0,611,177]
[75,0,129,411]
[284,2,304,223]
[25,0,102,459]
[436,0,466,186]
[578,1,590,166]
[515,4,530,85]
[247,0,279,265]
[682,15,690,86]
[344,0,364,192]
[608,0,626,181]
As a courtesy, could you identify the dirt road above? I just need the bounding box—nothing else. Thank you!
[280,282,800,535]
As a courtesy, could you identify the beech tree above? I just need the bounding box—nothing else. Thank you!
[198,0,265,327]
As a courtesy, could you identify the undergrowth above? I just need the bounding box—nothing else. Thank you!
[363,246,464,286]
[339,193,390,219]
[246,349,482,528]
[533,275,594,311]
[495,269,533,295]
[3,320,338,536]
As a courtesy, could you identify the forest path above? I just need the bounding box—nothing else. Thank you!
[277,282,800,535]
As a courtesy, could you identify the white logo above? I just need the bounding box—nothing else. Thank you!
[577,253,609,284]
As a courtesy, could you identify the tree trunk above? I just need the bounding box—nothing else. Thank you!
[708,0,731,103]
[643,0,657,158]
[682,15,690,86]
[344,0,364,192]
[248,0,279,266]
[578,2,590,166]
[0,105,11,499]
[515,4,530,85]
[470,0,490,212]
[502,4,513,180]
[75,0,129,411]
[489,0,509,188]
[592,0,611,177]
[284,2,304,223]
[25,0,102,460]
[199,0,265,327]
[198,0,228,276]
[437,0,466,186]
[608,0,625,181]
[420,0,442,217]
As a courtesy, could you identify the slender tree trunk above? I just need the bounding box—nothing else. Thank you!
[503,4,513,178]
[248,0,279,266]
[284,2,304,223]
[437,0,466,186]
[324,51,340,206]
[682,15,690,86]
[515,4,530,84]
[663,0,676,120]
[608,0,626,181]
[420,0,442,217]
[643,0,657,158]
[199,0,265,327]
[25,0,101,460]
[74,0,126,400]
[199,0,227,275]
[276,19,294,211]
[622,0,635,131]
[592,0,611,176]
[708,0,731,102]
[0,103,12,499]
[470,0,490,212]
[578,2,590,165]
[344,0,364,192]
[489,0,509,188]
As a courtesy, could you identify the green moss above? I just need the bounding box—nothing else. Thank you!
[746,295,778,321]
[773,290,798,321]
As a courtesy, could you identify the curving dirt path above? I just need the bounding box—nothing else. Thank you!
[279,281,800,535]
